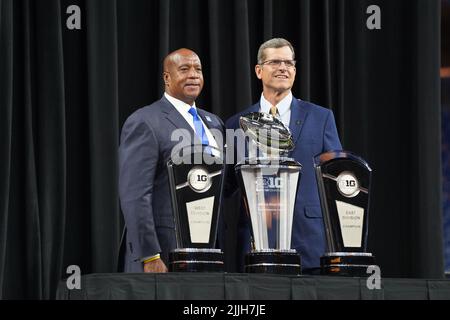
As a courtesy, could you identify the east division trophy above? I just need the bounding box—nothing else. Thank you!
[314,151,377,276]
[167,146,225,272]
[235,112,302,275]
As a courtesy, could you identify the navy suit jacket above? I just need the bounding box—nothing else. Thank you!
[225,97,342,271]
[119,96,224,272]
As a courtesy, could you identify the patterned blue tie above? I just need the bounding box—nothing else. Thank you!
[188,107,211,153]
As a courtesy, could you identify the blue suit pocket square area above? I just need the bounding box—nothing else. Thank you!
[205,116,212,122]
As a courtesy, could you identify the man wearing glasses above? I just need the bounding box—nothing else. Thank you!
[225,38,342,274]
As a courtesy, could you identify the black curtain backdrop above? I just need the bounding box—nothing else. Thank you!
[0,0,443,299]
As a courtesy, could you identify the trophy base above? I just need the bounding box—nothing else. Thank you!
[245,249,301,275]
[320,252,377,277]
[169,248,224,272]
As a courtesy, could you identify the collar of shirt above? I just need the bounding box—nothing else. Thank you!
[164,92,220,152]
[259,91,292,126]
[164,92,197,115]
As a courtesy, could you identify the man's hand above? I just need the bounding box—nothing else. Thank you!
[143,258,168,273]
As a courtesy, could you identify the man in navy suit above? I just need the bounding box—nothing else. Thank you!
[225,38,342,273]
[119,48,224,272]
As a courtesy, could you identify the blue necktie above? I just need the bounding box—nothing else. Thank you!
[188,107,211,153]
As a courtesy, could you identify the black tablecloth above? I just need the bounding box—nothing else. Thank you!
[56,273,450,300]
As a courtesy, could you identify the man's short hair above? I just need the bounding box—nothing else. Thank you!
[257,38,295,64]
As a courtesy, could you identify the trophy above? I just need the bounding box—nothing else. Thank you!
[167,145,225,272]
[235,112,302,275]
[314,151,377,276]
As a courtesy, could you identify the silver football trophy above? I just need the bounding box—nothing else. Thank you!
[167,145,225,272]
[314,151,377,276]
[235,112,302,275]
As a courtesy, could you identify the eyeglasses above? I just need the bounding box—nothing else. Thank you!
[260,59,296,68]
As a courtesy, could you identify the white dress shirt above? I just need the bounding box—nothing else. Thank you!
[259,91,292,127]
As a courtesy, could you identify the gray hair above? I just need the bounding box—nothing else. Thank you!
[257,38,295,64]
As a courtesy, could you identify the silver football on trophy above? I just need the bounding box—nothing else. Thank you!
[239,112,294,154]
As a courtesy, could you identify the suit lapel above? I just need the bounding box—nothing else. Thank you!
[160,96,199,143]
[247,103,260,115]
[197,109,220,131]
[289,98,308,146]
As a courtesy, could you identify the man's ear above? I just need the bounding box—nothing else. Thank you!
[255,65,262,80]
[163,72,170,85]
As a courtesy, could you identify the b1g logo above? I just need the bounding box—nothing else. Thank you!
[187,167,211,193]
[256,177,283,191]
[336,172,360,198]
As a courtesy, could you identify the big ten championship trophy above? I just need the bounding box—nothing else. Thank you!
[167,145,225,272]
[235,112,302,275]
[314,151,377,276]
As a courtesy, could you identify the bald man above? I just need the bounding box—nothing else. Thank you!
[119,49,224,272]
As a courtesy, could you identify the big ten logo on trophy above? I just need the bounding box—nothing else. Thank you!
[256,176,283,191]
[336,172,360,197]
[188,167,212,193]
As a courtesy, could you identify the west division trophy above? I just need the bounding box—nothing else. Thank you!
[235,112,302,275]
[167,145,225,272]
[314,151,377,276]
